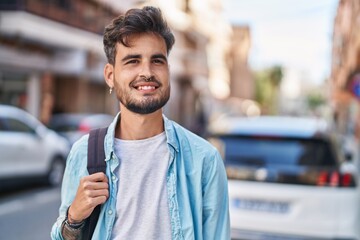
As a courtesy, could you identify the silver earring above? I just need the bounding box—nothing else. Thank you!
[109,87,113,94]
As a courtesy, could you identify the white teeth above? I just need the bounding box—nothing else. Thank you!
[138,86,155,90]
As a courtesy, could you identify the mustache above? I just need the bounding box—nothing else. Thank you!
[130,76,161,87]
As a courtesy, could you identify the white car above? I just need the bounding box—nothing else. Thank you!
[0,104,70,190]
[48,113,114,146]
[208,116,359,240]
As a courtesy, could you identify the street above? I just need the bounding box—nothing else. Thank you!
[0,185,61,240]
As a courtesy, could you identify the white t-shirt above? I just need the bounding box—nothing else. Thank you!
[111,132,172,239]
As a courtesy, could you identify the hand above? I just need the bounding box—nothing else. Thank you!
[68,172,109,223]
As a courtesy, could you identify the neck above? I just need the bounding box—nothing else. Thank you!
[115,106,164,140]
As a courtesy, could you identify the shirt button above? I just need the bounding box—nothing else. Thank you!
[108,210,113,215]
[112,176,116,181]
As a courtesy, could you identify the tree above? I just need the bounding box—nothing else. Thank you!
[306,92,326,113]
[254,65,283,114]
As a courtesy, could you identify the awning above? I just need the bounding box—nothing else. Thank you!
[0,11,104,56]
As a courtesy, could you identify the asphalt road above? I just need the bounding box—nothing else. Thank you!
[0,185,61,240]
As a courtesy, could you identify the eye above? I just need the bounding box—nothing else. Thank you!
[125,59,139,65]
[153,59,166,64]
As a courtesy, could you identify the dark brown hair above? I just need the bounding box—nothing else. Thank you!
[103,6,175,65]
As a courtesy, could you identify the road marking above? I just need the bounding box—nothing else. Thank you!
[34,189,60,204]
[0,200,23,216]
[0,188,60,216]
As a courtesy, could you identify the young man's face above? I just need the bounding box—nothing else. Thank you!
[105,32,170,114]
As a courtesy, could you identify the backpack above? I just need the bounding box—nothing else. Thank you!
[83,127,108,240]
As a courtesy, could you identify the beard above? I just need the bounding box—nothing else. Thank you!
[114,78,170,114]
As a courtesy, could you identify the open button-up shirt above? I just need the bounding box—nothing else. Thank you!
[51,114,230,240]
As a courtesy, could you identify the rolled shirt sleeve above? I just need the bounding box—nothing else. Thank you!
[51,136,89,240]
[202,149,230,240]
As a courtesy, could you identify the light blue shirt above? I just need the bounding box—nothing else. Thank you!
[51,114,230,240]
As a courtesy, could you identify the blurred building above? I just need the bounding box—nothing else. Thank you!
[331,0,360,141]
[0,0,119,124]
[0,0,234,135]
[228,25,253,100]
[215,25,259,118]
[98,0,233,135]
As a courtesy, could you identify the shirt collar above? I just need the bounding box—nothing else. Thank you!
[104,112,179,161]
[104,112,120,161]
[163,114,179,153]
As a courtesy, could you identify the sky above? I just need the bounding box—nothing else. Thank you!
[223,0,339,86]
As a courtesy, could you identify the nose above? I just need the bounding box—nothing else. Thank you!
[139,61,153,78]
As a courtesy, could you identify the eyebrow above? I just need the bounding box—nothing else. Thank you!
[121,54,141,62]
[152,54,167,62]
[121,53,168,62]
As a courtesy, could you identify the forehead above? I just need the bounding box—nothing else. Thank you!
[115,33,167,56]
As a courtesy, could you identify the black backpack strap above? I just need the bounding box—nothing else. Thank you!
[83,127,108,240]
[87,127,108,174]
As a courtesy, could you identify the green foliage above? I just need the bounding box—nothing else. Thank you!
[269,66,283,87]
[307,92,326,110]
[254,65,283,114]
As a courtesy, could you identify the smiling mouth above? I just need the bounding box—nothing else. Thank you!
[131,78,161,92]
[136,85,157,91]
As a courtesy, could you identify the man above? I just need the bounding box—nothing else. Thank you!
[51,6,230,240]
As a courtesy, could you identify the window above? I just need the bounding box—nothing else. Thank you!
[212,135,340,185]
[0,117,35,133]
[219,135,337,167]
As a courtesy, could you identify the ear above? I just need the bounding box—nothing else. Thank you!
[104,63,114,88]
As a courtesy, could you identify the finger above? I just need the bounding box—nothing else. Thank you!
[91,195,108,206]
[82,181,108,191]
[88,172,108,182]
[87,189,109,198]
[91,181,109,190]
[80,174,103,185]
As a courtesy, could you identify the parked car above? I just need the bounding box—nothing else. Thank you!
[208,116,359,240]
[48,113,114,146]
[0,105,70,190]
